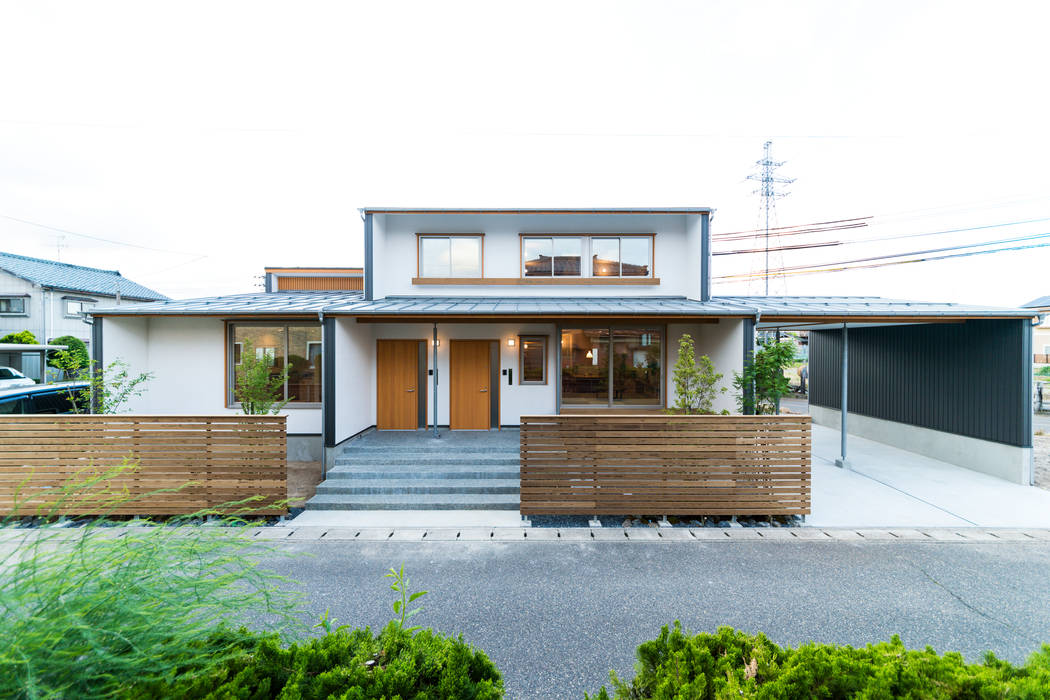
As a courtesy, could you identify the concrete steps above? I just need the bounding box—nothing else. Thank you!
[303,429,521,511]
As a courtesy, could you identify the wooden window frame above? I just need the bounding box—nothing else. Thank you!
[225,320,323,408]
[416,233,485,279]
[518,334,549,385]
[519,233,655,280]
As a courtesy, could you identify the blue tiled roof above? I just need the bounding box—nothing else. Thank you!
[0,251,168,301]
[1022,295,1050,309]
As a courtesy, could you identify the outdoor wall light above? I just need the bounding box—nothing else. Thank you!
[507,338,516,347]
[433,339,440,347]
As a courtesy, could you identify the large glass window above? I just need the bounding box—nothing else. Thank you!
[560,329,609,404]
[0,297,26,314]
[419,235,482,278]
[561,327,662,407]
[522,237,582,277]
[230,324,322,404]
[592,236,651,277]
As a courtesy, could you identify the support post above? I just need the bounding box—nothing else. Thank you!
[432,323,439,438]
[835,323,850,469]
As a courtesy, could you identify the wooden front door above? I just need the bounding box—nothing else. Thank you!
[376,339,424,430]
[450,340,492,430]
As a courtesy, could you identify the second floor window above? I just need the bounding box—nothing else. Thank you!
[64,299,96,317]
[592,236,651,277]
[419,235,483,278]
[523,237,582,277]
[521,235,653,278]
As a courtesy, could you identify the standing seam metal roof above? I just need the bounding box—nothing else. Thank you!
[0,251,168,301]
[90,292,1036,319]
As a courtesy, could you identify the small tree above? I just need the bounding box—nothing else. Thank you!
[733,339,796,415]
[0,330,38,344]
[233,340,291,415]
[55,356,154,414]
[668,333,725,415]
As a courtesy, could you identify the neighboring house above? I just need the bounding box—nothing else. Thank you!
[1022,296,1050,363]
[0,251,167,379]
[91,208,1038,484]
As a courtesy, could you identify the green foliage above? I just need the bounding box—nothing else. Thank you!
[140,621,504,700]
[668,334,725,415]
[233,339,291,414]
[54,357,153,414]
[733,340,796,415]
[1037,366,1050,377]
[0,466,304,700]
[387,564,428,634]
[47,334,89,371]
[589,623,1050,700]
[0,330,38,344]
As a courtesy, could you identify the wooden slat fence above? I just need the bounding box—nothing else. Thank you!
[520,414,811,516]
[0,415,287,516]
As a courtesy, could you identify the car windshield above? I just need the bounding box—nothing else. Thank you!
[0,368,23,379]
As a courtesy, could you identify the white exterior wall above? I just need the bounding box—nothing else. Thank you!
[666,319,743,414]
[334,318,375,442]
[372,213,699,299]
[103,316,321,434]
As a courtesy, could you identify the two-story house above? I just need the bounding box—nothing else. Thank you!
[91,208,1037,484]
[0,251,167,380]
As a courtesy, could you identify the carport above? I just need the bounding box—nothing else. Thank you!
[724,296,1039,485]
[0,342,68,383]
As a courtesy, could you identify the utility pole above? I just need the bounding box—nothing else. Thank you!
[746,141,794,295]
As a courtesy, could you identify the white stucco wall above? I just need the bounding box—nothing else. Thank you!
[334,318,375,442]
[666,319,743,414]
[102,316,321,434]
[371,213,702,299]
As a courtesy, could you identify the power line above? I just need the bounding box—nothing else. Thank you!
[0,213,202,257]
[714,216,871,238]
[716,241,1050,281]
[716,230,1050,280]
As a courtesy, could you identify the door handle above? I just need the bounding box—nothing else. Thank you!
[407,388,415,392]
[480,388,488,393]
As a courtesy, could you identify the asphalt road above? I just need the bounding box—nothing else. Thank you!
[251,541,1050,699]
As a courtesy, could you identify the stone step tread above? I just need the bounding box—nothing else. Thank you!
[328,465,519,476]
[336,456,519,465]
[316,479,521,494]
[304,494,520,511]
[343,445,519,454]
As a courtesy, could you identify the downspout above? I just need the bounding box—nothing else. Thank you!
[319,310,335,479]
[835,322,850,469]
[740,305,761,415]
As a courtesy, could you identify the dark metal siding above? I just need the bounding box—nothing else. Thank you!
[810,320,1032,447]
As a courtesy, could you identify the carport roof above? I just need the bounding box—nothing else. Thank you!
[90,291,1037,322]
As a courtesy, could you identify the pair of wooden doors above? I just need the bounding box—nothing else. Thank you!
[376,339,495,430]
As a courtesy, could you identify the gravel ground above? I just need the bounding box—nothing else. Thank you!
[248,539,1050,700]
[1035,433,1049,491]
[288,460,323,506]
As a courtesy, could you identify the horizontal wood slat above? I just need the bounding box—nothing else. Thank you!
[520,414,811,517]
[0,415,287,516]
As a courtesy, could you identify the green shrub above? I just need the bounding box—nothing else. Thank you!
[136,621,504,699]
[0,330,38,344]
[47,334,89,371]
[588,623,1050,699]
[0,467,303,700]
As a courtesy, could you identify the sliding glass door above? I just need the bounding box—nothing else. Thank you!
[560,327,662,408]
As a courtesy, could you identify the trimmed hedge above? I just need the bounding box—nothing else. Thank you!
[589,624,1050,699]
[133,622,503,699]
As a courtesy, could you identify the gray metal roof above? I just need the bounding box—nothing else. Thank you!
[1022,295,1050,309]
[718,296,1037,319]
[92,291,363,316]
[0,251,168,301]
[359,207,714,215]
[93,292,1035,320]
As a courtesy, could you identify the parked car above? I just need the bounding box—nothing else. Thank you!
[0,382,89,414]
[0,367,35,390]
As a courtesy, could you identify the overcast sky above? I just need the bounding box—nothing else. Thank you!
[1,1,1047,306]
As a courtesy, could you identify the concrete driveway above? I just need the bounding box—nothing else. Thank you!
[809,424,1050,528]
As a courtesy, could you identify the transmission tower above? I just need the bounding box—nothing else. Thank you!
[746,141,794,295]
